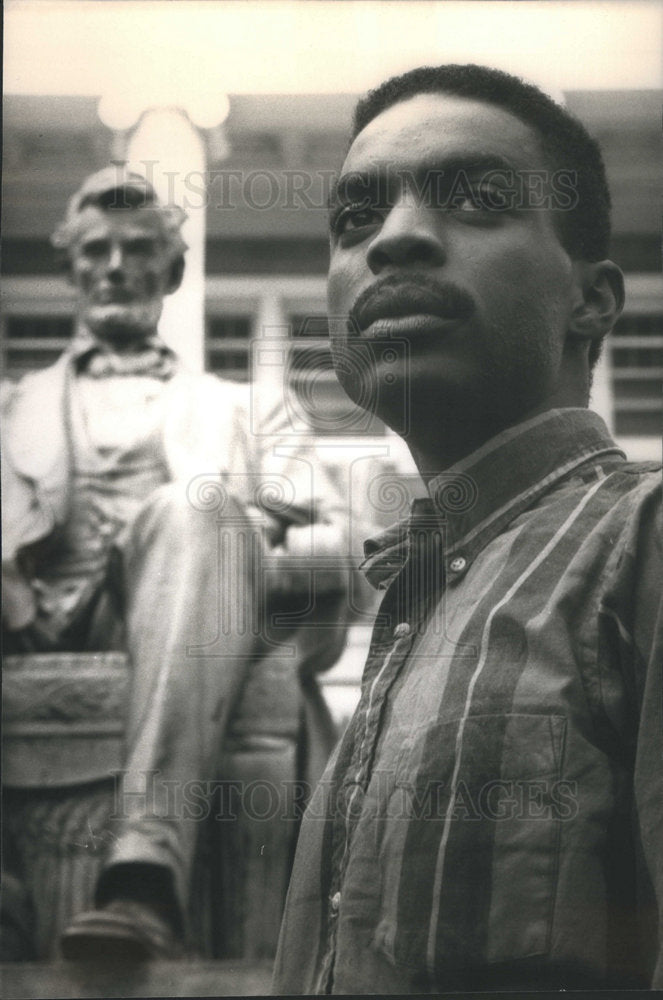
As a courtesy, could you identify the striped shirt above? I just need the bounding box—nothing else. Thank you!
[273,408,663,993]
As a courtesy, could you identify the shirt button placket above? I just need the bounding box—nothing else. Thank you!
[316,892,342,993]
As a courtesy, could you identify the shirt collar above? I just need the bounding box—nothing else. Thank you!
[66,326,178,368]
[361,408,626,590]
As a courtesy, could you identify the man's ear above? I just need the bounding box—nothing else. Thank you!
[569,260,625,342]
[166,255,185,295]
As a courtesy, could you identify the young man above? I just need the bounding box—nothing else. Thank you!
[2,167,347,960]
[273,65,662,993]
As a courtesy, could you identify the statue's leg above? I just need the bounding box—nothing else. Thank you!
[61,482,267,958]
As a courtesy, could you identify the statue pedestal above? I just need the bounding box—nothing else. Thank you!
[0,958,273,998]
[3,653,300,961]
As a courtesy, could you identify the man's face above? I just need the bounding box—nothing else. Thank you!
[69,206,176,345]
[327,93,580,435]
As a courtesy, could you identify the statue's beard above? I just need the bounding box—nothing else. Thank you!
[84,301,163,348]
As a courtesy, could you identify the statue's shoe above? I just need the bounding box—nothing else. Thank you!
[60,899,182,963]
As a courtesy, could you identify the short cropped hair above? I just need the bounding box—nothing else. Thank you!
[352,65,615,371]
[51,166,187,262]
[352,64,612,264]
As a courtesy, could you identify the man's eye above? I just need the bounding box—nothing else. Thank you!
[453,186,510,212]
[123,238,156,256]
[82,240,108,258]
[332,204,383,236]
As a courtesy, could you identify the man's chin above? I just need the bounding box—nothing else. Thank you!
[85,305,158,346]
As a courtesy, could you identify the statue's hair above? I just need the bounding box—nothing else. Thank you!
[51,166,187,260]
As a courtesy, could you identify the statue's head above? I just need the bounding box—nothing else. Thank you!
[52,166,187,346]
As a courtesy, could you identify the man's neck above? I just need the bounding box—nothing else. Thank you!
[392,347,593,485]
[405,399,584,486]
[82,325,159,354]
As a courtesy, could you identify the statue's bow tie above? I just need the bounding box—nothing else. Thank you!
[79,347,177,379]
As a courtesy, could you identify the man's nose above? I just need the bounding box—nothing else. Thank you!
[106,244,126,278]
[366,199,446,273]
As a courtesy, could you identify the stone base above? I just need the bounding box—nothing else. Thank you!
[0,959,273,998]
[2,653,302,961]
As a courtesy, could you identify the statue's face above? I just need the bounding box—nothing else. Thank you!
[69,206,177,345]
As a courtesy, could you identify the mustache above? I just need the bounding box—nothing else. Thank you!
[93,287,135,304]
[348,274,475,333]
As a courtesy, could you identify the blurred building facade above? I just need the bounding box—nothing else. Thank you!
[2,89,662,460]
[2,89,661,728]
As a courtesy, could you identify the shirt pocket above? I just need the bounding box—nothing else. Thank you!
[374,713,567,974]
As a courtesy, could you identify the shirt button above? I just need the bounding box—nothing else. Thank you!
[393,622,411,639]
[330,891,341,912]
[449,556,467,573]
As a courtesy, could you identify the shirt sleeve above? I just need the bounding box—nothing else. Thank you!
[630,478,663,988]
[602,472,663,987]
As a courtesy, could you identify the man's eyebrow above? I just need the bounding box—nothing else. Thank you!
[429,153,517,175]
[327,172,383,213]
[328,153,520,212]
[398,153,521,188]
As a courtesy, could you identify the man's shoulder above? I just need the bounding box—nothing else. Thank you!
[589,460,661,564]
[1,356,69,435]
[556,454,661,503]
[603,459,661,503]
[550,458,661,537]
[3,355,69,402]
[616,458,661,476]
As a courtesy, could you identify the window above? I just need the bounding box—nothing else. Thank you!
[289,313,332,375]
[287,313,387,436]
[611,311,662,438]
[205,314,253,381]
[2,315,74,379]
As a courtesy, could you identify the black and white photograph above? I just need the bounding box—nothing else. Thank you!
[2,1,662,996]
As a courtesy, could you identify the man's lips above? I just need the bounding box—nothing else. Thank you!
[351,283,474,334]
[358,314,463,338]
[93,288,135,305]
